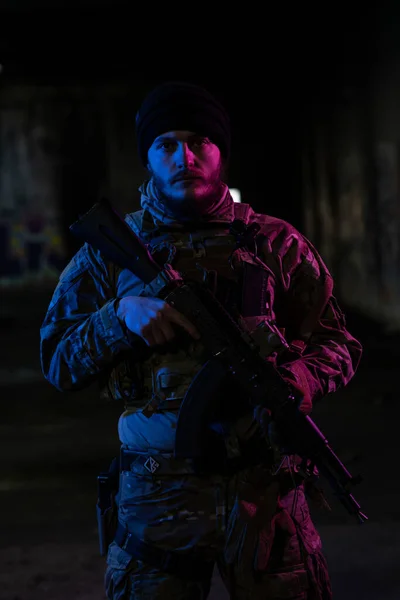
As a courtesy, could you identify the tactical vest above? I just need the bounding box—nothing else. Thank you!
[100,203,277,416]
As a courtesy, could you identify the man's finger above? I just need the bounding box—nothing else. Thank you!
[165,305,201,339]
[143,331,156,347]
[151,323,167,346]
[160,319,176,342]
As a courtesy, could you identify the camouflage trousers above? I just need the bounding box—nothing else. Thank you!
[104,453,332,600]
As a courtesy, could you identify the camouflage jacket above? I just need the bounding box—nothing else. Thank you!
[40,202,362,416]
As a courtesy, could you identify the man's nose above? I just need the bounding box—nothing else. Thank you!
[175,142,195,167]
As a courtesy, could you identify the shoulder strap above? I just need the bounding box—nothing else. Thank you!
[233,202,252,224]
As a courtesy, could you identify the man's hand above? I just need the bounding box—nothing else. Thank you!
[117,296,201,347]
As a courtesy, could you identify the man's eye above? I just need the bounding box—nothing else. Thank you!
[192,138,208,147]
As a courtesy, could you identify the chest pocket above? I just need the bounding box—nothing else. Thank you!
[229,248,278,324]
[138,227,281,411]
[149,229,241,308]
[151,358,203,403]
[149,228,279,323]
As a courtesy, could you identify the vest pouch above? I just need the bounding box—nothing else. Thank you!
[149,358,204,410]
[157,368,190,402]
[99,353,147,408]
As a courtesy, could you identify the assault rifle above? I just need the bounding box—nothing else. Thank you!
[70,198,368,524]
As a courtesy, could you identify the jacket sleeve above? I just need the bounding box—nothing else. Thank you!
[267,231,363,414]
[40,243,140,392]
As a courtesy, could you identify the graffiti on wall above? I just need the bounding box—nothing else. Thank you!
[0,85,148,288]
[0,107,67,287]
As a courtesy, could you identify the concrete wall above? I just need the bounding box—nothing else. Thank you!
[0,81,246,289]
[0,83,146,287]
[302,57,400,332]
[3,70,400,333]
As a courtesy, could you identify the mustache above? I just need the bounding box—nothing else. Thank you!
[172,170,203,183]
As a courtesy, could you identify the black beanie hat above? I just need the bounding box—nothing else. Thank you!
[135,81,231,166]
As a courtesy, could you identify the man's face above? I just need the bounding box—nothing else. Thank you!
[147,130,223,219]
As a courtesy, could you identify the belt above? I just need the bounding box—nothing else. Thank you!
[119,449,304,495]
[119,447,266,477]
[114,521,214,581]
[120,448,198,475]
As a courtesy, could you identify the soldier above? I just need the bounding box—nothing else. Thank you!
[40,81,362,599]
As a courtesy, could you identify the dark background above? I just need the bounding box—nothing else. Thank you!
[0,0,382,225]
[0,2,399,599]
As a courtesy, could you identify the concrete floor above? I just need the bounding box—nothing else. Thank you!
[0,288,398,599]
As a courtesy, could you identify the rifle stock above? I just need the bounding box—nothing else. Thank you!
[70,198,368,524]
[70,198,162,284]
